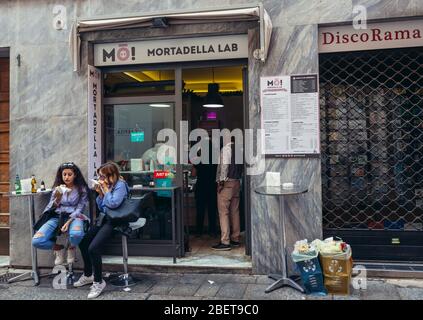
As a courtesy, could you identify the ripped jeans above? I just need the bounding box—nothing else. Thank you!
[32,217,85,250]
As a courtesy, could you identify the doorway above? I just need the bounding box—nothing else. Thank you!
[100,61,251,266]
[0,50,9,255]
[181,65,249,262]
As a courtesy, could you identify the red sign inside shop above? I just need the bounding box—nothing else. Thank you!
[154,171,170,179]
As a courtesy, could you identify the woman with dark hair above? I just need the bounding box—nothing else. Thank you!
[76,161,129,299]
[32,162,89,266]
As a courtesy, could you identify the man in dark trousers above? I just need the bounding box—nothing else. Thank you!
[193,138,218,237]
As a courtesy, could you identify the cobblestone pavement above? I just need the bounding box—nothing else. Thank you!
[0,267,422,300]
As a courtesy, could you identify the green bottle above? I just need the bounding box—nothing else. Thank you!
[14,174,21,194]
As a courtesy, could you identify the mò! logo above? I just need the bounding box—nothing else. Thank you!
[267,78,283,88]
[103,44,136,62]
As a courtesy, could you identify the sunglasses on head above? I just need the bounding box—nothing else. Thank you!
[61,162,75,169]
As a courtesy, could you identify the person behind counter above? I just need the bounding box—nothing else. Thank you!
[76,161,129,299]
[32,162,89,266]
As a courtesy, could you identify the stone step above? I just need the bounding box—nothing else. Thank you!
[102,255,253,275]
[355,261,423,279]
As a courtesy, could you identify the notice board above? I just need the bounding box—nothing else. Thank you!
[260,74,320,158]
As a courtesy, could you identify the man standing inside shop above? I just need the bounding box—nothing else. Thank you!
[212,137,243,251]
[193,136,218,237]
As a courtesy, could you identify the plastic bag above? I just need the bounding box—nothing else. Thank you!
[292,239,318,262]
[311,237,350,257]
[292,239,327,296]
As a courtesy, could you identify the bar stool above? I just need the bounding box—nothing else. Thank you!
[49,233,77,289]
[65,251,76,286]
[110,217,146,290]
[64,220,89,287]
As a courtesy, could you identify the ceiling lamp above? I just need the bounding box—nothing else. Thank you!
[149,103,171,108]
[203,68,224,108]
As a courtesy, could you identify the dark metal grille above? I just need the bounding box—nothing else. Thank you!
[0,273,22,283]
[320,47,423,231]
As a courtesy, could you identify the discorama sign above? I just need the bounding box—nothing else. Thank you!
[94,34,248,66]
[319,19,423,53]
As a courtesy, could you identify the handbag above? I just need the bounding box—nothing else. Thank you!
[57,212,70,236]
[34,208,57,232]
[104,193,142,225]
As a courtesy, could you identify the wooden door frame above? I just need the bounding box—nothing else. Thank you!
[0,48,10,255]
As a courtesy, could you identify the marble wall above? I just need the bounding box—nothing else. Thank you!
[1,0,422,272]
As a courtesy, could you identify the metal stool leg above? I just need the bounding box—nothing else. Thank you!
[110,235,138,290]
[65,236,75,287]
[122,234,130,289]
[66,261,74,287]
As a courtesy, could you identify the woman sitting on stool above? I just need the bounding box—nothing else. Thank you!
[32,162,89,265]
[76,162,129,299]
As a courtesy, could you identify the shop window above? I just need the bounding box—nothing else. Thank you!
[104,103,174,181]
[104,103,175,241]
[104,69,175,97]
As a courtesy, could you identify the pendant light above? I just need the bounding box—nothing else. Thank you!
[203,68,224,108]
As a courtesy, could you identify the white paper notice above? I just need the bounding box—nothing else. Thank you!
[290,75,320,154]
[261,74,320,156]
[261,76,291,155]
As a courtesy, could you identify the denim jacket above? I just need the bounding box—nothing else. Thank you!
[96,179,129,212]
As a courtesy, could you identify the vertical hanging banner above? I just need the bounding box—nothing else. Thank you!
[260,74,320,157]
[88,65,102,179]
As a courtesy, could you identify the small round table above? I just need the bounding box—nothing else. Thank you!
[255,185,308,293]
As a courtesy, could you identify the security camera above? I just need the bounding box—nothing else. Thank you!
[152,17,169,28]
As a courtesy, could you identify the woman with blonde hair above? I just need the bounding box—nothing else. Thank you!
[76,162,129,299]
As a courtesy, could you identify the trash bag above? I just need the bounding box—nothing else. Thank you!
[316,238,353,295]
[292,240,327,296]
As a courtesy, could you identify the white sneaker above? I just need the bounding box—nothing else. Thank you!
[74,274,94,288]
[88,280,106,299]
[67,247,76,264]
[54,249,66,266]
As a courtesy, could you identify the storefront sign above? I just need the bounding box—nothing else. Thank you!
[94,34,248,66]
[319,20,423,53]
[88,65,102,179]
[260,74,320,157]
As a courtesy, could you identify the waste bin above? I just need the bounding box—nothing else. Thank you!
[292,246,327,295]
[319,245,353,295]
